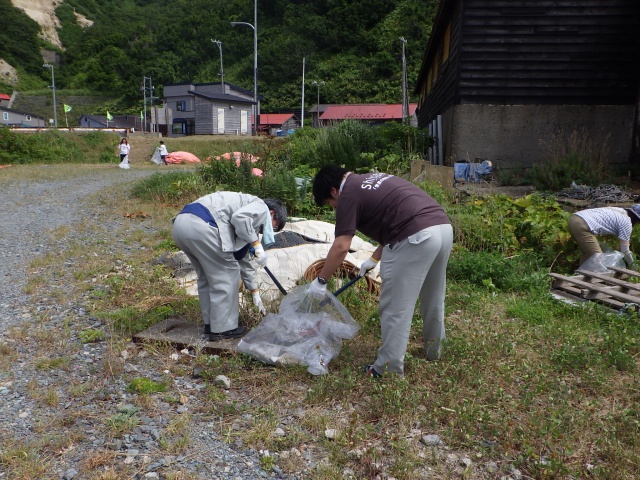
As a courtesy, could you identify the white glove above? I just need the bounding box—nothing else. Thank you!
[359,256,379,277]
[252,242,268,267]
[252,290,266,315]
[308,278,327,299]
[624,251,634,267]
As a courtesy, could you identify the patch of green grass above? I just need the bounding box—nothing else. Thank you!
[35,356,71,370]
[78,328,106,343]
[101,305,174,335]
[0,439,51,480]
[106,411,140,436]
[127,377,168,395]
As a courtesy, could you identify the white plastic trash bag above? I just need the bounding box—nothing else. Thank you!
[237,284,360,375]
[151,148,162,165]
[579,251,625,273]
[119,154,130,169]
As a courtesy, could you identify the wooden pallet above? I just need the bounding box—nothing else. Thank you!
[549,266,640,311]
[132,318,240,353]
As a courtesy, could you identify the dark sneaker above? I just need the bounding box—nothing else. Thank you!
[209,326,247,341]
[203,324,211,335]
[363,364,382,378]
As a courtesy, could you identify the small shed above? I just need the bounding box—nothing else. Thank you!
[260,113,300,135]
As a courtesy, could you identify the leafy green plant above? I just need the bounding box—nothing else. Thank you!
[447,249,548,292]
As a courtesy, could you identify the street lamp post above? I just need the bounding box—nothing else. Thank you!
[311,80,325,127]
[399,37,409,125]
[43,63,58,128]
[211,39,225,91]
[231,0,258,135]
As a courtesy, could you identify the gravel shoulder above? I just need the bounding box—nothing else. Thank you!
[0,165,297,480]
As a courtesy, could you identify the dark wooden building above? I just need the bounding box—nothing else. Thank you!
[414,0,640,167]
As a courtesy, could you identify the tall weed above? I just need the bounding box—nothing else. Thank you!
[529,129,610,190]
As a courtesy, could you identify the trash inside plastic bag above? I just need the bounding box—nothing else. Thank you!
[579,251,625,273]
[151,148,163,165]
[237,285,360,375]
[119,155,130,169]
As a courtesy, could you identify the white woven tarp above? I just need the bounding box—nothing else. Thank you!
[176,220,379,300]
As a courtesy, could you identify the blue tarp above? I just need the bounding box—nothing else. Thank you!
[454,160,493,183]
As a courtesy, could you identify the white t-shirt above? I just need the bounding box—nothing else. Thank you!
[119,143,131,155]
[159,145,168,156]
[575,207,632,242]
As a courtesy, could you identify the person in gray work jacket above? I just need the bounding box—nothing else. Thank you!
[309,165,453,377]
[568,205,640,267]
[172,192,287,341]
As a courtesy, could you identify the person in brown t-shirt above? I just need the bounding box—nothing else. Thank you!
[310,165,453,377]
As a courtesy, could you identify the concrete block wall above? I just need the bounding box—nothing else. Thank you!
[445,104,635,168]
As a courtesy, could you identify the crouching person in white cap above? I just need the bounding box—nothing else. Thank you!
[172,192,287,341]
[568,205,640,268]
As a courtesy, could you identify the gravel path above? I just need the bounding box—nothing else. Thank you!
[0,167,298,480]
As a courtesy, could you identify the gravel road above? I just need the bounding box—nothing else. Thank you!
[0,166,298,480]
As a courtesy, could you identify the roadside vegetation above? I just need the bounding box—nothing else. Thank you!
[3,124,640,479]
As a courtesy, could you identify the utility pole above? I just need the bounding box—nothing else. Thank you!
[43,63,58,128]
[212,39,224,91]
[400,37,409,125]
[311,80,325,127]
[142,76,153,133]
[301,57,305,128]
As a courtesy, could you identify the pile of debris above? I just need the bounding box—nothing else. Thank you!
[556,183,636,204]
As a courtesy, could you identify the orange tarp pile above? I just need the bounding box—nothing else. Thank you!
[165,152,201,164]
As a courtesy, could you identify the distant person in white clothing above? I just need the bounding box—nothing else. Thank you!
[568,205,640,267]
[158,141,169,165]
[118,138,131,162]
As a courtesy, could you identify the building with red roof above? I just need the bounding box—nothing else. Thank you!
[259,113,299,135]
[318,103,417,127]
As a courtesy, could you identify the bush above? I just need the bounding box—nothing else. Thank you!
[447,249,548,292]
[131,171,207,205]
[528,129,611,190]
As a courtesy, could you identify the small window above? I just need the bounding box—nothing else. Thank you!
[176,101,186,111]
[26,115,31,122]
[2,112,8,121]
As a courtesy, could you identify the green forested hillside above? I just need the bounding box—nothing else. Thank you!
[1,0,438,112]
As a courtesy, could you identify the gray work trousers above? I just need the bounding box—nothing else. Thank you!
[372,224,453,375]
[172,213,240,333]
